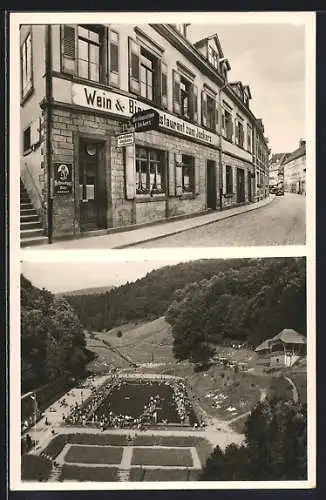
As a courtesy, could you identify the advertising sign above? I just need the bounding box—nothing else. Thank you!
[131,109,160,132]
[117,132,135,147]
[54,163,73,194]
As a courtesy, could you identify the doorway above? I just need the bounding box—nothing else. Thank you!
[236,168,245,203]
[78,139,107,231]
[206,160,217,210]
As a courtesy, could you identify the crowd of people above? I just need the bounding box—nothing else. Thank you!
[64,374,197,430]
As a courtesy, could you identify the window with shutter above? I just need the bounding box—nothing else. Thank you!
[77,25,102,82]
[182,154,195,193]
[61,25,77,75]
[206,94,216,130]
[129,38,140,94]
[193,85,198,122]
[173,70,181,115]
[175,153,183,196]
[161,62,168,108]
[194,158,200,195]
[135,147,166,195]
[108,30,119,86]
[201,91,207,127]
[21,32,33,101]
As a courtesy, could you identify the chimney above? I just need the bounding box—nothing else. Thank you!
[299,138,306,148]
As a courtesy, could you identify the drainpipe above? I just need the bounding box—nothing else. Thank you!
[218,80,228,211]
[45,25,53,244]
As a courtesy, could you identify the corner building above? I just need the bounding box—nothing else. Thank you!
[20,23,270,243]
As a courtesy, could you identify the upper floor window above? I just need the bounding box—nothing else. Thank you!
[206,95,216,130]
[77,26,101,82]
[129,38,166,107]
[223,110,233,142]
[225,165,233,195]
[236,120,244,148]
[21,32,33,101]
[208,46,219,69]
[23,126,31,153]
[247,125,252,152]
[173,71,198,121]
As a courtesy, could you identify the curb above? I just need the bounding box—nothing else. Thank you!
[114,196,276,249]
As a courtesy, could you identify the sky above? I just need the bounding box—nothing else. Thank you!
[187,23,306,153]
[20,258,196,293]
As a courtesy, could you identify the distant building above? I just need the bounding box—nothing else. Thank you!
[269,152,289,190]
[283,139,306,194]
[255,328,306,367]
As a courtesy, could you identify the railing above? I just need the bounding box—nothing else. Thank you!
[22,163,45,211]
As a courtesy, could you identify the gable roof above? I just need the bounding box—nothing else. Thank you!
[270,328,306,345]
[193,33,225,59]
[255,339,271,352]
[270,153,289,164]
[283,143,306,165]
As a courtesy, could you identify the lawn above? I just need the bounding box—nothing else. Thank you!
[59,465,119,482]
[131,447,193,467]
[64,445,123,465]
[130,467,200,481]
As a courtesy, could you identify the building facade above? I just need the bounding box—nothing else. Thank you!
[20,23,270,243]
[283,140,306,195]
[269,153,288,191]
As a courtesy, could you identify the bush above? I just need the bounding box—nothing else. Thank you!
[116,331,123,338]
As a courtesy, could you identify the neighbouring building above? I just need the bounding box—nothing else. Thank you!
[255,329,306,368]
[20,23,270,245]
[269,152,288,190]
[283,139,306,195]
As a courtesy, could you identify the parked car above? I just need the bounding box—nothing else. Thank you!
[276,188,284,196]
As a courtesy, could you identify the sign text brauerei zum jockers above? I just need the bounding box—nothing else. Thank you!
[72,83,218,147]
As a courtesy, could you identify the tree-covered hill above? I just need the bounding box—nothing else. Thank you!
[64,259,267,331]
[166,258,306,362]
[21,275,89,393]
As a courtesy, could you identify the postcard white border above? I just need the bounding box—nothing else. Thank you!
[10,10,316,490]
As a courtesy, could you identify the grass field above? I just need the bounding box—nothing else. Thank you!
[64,445,123,465]
[131,447,193,467]
[59,465,120,481]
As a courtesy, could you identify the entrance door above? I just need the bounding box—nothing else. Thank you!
[206,160,217,210]
[236,168,245,203]
[247,171,252,202]
[79,140,106,231]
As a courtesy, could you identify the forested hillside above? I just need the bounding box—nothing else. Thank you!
[21,275,89,393]
[166,258,306,362]
[65,259,265,331]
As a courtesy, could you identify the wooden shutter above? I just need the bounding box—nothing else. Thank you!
[168,152,175,196]
[61,25,77,75]
[125,145,136,200]
[193,85,198,122]
[194,157,200,195]
[109,30,119,87]
[201,91,207,127]
[215,106,219,132]
[128,37,140,94]
[161,61,168,108]
[175,153,183,196]
[173,70,181,114]
[154,59,162,105]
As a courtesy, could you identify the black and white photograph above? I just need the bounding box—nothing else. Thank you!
[17,256,309,486]
[13,12,312,250]
[9,10,316,493]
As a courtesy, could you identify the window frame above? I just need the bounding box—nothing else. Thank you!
[20,31,33,103]
[181,154,195,193]
[225,165,233,195]
[206,94,216,131]
[23,125,31,155]
[77,24,103,83]
[224,110,233,142]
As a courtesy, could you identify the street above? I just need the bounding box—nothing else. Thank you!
[136,193,306,247]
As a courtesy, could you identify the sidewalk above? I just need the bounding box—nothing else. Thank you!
[25,196,275,250]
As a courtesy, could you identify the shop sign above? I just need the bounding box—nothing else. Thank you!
[54,163,72,194]
[131,109,160,132]
[71,83,219,147]
[117,132,134,147]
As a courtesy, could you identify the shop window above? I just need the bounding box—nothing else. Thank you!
[208,46,219,70]
[136,147,165,195]
[225,165,233,195]
[223,110,233,142]
[77,25,102,82]
[21,32,33,101]
[23,126,31,153]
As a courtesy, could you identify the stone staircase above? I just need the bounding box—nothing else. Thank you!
[117,469,130,482]
[20,180,48,247]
